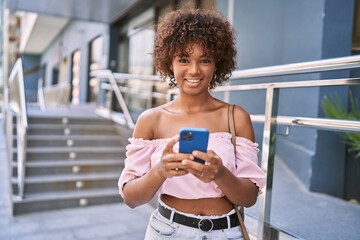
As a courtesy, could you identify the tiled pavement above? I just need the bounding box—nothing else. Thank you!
[0,203,153,240]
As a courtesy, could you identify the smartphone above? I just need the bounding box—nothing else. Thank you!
[179,127,209,164]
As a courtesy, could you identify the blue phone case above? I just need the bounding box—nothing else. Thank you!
[179,128,209,164]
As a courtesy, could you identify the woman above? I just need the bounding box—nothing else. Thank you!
[118,8,265,239]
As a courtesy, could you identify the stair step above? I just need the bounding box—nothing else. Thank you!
[12,159,124,176]
[20,151,125,161]
[28,116,113,125]
[14,188,119,202]
[12,188,121,215]
[22,135,125,147]
[12,172,121,194]
[28,123,116,129]
[14,172,120,183]
[28,146,124,152]
[13,146,126,161]
[27,124,118,135]
[24,159,123,167]
[26,135,123,140]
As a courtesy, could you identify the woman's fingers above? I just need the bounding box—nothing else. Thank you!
[181,150,223,182]
[160,135,193,177]
[163,135,179,154]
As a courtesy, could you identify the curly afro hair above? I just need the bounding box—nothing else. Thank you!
[153,8,237,90]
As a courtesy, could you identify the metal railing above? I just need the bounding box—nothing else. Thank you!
[37,78,71,110]
[5,58,28,199]
[92,70,169,129]
[92,55,360,239]
[214,79,360,240]
[5,62,70,199]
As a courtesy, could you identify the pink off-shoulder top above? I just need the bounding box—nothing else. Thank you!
[118,132,266,199]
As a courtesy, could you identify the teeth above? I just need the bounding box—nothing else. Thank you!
[187,79,200,83]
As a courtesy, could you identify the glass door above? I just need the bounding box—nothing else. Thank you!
[70,50,81,105]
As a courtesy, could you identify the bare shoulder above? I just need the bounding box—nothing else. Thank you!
[233,105,255,142]
[132,106,162,139]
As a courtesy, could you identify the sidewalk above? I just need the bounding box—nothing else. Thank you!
[0,203,153,240]
[246,153,360,240]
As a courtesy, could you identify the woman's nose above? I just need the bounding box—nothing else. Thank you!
[188,62,200,75]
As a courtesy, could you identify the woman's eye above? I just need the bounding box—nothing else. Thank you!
[179,58,188,63]
[201,59,211,63]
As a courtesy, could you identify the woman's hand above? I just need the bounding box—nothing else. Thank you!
[181,150,225,182]
[157,136,191,178]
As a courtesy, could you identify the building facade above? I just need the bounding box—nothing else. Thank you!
[2,0,359,203]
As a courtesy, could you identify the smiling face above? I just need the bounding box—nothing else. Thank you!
[171,43,216,95]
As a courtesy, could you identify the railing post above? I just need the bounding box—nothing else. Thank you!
[6,109,13,172]
[257,86,279,240]
[105,70,135,129]
[37,78,46,110]
[17,116,27,198]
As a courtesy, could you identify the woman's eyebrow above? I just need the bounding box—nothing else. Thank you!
[175,53,189,58]
[175,51,189,57]
[175,53,212,58]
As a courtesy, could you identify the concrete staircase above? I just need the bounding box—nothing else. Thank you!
[11,108,132,215]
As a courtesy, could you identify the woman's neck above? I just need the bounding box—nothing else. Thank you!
[175,93,214,113]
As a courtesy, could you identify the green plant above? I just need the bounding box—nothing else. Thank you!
[321,91,360,158]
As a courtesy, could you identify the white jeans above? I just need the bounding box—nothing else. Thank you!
[144,200,244,240]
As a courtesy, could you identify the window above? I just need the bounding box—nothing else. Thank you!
[71,50,81,105]
[88,36,104,102]
[352,0,360,51]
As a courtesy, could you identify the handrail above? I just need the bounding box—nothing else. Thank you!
[6,58,28,199]
[8,59,28,128]
[251,115,360,133]
[91,70,173,129]
[91,55,360,239]
[101,82,169,100]
[230,55,360,79]
[92,70,135,129]
[214,78,360,91]
[113,72,163,82]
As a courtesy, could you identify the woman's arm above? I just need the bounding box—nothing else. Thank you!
[213,167,259,207]
[121,109,164,208]
[121,109,190,208]
[214,106,258,207]
[122,137,190,208]
[121,162,166,208]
